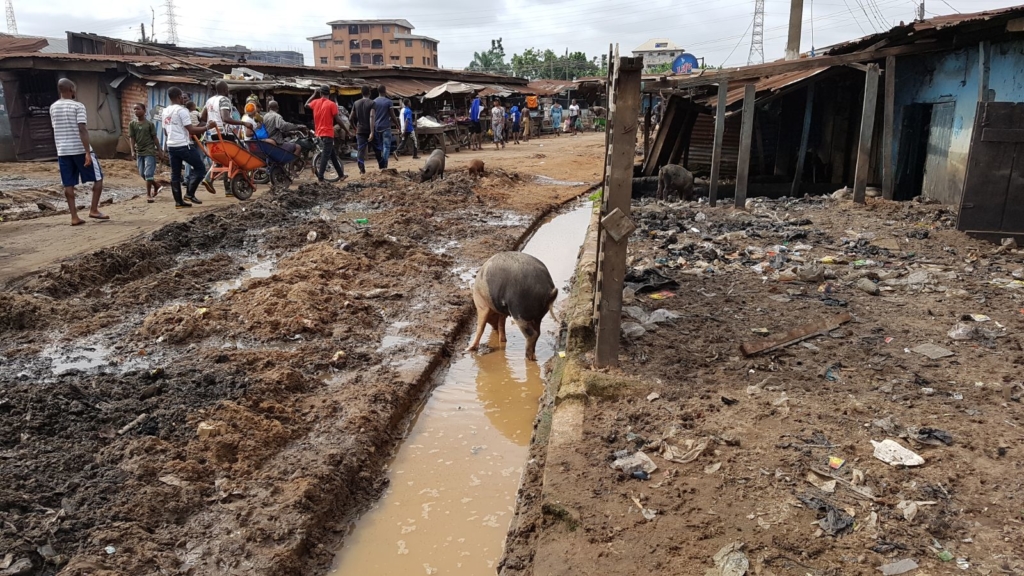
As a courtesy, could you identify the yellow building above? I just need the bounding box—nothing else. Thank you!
[308,19,439,69]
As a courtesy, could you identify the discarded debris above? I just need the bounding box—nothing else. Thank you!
[806,471,837,493]
[910,343,954,360]
[656,437,709,464]
[740,312,853,357]
[828,456,845,470]
[646,392,661,402]
[797,493,854,535]
[197,421,228,440]
[856,277,881,295]
[879,559,919,575]
[117,413,149,436]
[871,439,925,467]
[705,542,749,576]
[914,427,953,446]
[630,494,658,521]
[611,451,658,476]
[704,462,722,474]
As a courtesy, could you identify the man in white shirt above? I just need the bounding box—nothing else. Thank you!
[162,86,214,208]
[50,78,105,226]
[201,80,251,141]
[568,99,581,136]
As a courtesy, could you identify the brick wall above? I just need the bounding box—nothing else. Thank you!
[118,78,148,154]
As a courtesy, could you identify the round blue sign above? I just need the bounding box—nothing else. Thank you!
[672,53,700,74]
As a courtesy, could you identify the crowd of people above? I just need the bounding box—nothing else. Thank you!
[50,77,595,226]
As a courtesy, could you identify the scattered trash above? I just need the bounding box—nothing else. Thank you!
[197,421,228,440]
[704,462,723,474]
[630,494,658,521]
[706,542,749,576]
[306,231,318,242]
[856,277,880,295]
[964,314,991,322]
[0,558,32,575]
[117,413,149,436]
[631,470,650,481]
[104,546,116,555]
[828,456,845,470]
[806,471,837,493]
[797,494,854,535]
[948,321,1008,341]
[937,550,954,562]
[621,322,647,339]
[871,439,925,467]
[611,451,658,476]
[751,328,770,336]
[649,290,675,300]
[625,269,679,294]
[823,365,841,382]
[913,427,953,446]
[796,264,825,283]
[879,558,919,575]
[354,218,369,225]
[646,392,661,402]
[956,558,970,570]
[910,343,954,360]
[897,500,920,521]
[655,436,709,464]
[740,312,853,357]
[721,396,739,406]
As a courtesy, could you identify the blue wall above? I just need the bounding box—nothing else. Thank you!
[892,39,1024,204]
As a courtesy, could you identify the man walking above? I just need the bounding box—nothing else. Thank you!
[468,93,483,150]
[305,85,346,182]
[510,103,521,145]
[490,99,506,150]
[349,86,373,174]
[399,98,418,159]
[368,85,398,170]
[162,87,212,208]
[202,80,251,141]
[50,78,106,226]
[568,99,581,135]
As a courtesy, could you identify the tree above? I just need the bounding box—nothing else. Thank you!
[467,38,510,75]
[646,62,673,74]
[507,47,600,80]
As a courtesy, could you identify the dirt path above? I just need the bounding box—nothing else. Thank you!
[0,134,602,576]
[0,133,604,285]
[506,195,1024,576]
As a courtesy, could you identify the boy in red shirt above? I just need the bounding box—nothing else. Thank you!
[305,86,347,182]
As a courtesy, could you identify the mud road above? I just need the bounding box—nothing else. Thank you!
[0,133,603,575]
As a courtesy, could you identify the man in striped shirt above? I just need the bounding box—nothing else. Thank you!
[50,78,106,226]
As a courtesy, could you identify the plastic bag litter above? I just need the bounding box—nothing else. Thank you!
[871,439,925,467]
[705,542,749,576]
[621,322,646,339]
[611,451,658,476]
[796,494,854,535]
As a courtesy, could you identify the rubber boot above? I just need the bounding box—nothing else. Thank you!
[171,182,191,208]
[184,174,203,205]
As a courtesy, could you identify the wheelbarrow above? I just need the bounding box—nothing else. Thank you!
[246,139,300,187]
[193,127,264,200]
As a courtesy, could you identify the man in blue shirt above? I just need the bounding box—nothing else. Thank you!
[399,98,419,159]
[368,84,398,170]
[468,94,482,150]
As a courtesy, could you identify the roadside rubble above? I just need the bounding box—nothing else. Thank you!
[516,193,1024,576]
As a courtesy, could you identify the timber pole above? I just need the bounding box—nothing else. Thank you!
[882,56,896,200]
[735,83,756,208]
[708,80,729,207]
[593,55,643,368]
[853,63,880,204]
[791,83,815,197]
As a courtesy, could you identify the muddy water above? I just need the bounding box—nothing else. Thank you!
[328,202,592,576]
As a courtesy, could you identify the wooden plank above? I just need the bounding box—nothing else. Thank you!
[643,94,652,161]
[853,64,880,204]
[642,96,677,176]
[754,116,767,175]
[791,83,816,196]
[708,79,729,207]
[740,312,853,357]
[957,102,1020,234]
[594,55,643,368]
[979,40,991,103]
[642,42,950,92]
[882,55,896,200]
[981,128,1024,143]
[735,83,757,208]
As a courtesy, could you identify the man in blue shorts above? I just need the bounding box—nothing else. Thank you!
[50,78,106,226]
[468,93,482,150]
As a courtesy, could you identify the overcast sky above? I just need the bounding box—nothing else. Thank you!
[14,0,1021,71]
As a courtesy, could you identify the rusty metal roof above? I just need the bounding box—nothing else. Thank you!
[524,80,577,95]
[702,68,827,109]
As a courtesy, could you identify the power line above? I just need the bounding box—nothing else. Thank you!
[164,0,179,45]
[725,15,755,65]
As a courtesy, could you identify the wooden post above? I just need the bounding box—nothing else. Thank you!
[791,83,816,196]
[735,83,756,208]
[594,55,643,369]
[853,63,880,204]
[754,116,766,175]
[643,94,652,162]
[979,40,991,103]
[882,55,896,200]
[708,80,729,207]
[786,0,805,60]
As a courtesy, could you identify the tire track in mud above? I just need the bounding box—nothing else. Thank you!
[0,172,590,576]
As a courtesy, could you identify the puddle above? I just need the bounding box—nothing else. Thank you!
[534,175,586,187]
[327,202,592,575]
[42,342,151,375]
[211,258,277,295]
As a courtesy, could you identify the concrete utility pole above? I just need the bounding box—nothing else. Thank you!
[785,0,804,60]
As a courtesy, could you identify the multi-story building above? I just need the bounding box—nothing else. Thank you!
[632,38,685,73]
[308,19,439,68]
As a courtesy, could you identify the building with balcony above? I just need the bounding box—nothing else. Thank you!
[308,19,439,68]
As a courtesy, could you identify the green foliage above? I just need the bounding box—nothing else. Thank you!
[588,188,603,202]
[505,47,600,80]
[467,38,510,75]
[646,62,673,74]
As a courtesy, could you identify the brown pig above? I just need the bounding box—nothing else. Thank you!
[467,159,485,176]
[466,252,557,361]
[419,148,446,182]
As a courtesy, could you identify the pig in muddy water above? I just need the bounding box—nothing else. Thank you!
[656,164,695,202]
[466,252,558,361]
[419,149,446,182]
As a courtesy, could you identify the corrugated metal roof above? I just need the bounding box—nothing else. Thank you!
[525,80,577,95]
[693,68,826,110]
